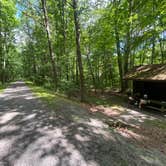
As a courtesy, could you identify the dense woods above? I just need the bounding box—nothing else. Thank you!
[0,0,166,100]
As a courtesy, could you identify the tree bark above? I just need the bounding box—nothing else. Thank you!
[151,34,155,64]
[72,0,85,101]
[159,39,164,64]
[151,0,156,64]
[41,0,57,90]
[0,29,3,84]
[114,24,124,91]
[124,0,132,91]
[86,51,96,89]
[113,0,124,92]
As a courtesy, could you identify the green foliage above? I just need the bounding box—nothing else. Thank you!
[59,80,80,98]
[0,0,21,84]
[1,0,165,94]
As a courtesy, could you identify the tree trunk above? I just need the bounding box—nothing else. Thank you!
[159,39,164,64]
[114,24,124,92]
[86,51,96,89]
[151,34,155,64]
[72,0,85,101]
[0,3,3,84]
[151,0,156,64]
[41,0,57,90]
[124,0,132,91]
[159,16,164,64]
[113,0,125,92]
[113,0,124,91]
[0,32,3,84]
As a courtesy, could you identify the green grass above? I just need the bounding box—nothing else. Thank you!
[26,81,125,109]
[25,81,82,108]
[26,81,57,104]
[0,83,9,93]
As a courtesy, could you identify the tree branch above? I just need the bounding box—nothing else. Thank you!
[22,11,44,27]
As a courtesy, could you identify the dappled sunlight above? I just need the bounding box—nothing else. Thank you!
[86,94,166,155]
[90,105,123,115]
[89,103,159,127]
[75,134,90,142]
[114,119,166,154]
[2,94,33,101]
[1,0,165,163]
[0,125,20,133]
[0,138,17,159]
[24,96,37,100]
[116,127,145,143]
[115,108,157,126]
[0,111,21,124]
[22,113,37,121]
[86,118,107,128]
[0,82,113,165]
[0,82,166,165]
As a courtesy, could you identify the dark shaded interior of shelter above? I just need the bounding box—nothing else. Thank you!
[133,81,166,101]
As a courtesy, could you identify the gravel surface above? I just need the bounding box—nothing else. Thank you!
[0,81,166,166]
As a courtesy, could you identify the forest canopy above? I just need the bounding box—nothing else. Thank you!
[0,0,166,101]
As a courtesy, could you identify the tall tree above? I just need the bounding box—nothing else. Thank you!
[41,0,58,89]
[72,0,85,101]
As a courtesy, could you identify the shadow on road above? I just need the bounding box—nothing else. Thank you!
[0,82,166,166]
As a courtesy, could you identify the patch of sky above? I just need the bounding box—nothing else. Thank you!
[161,31,166,39]
[16,3,25,19]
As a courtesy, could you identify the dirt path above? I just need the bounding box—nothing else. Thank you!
[0,82,166,166]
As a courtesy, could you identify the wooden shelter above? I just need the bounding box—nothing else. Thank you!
[124,64,166,101]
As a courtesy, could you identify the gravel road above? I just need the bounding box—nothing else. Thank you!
[0,81,166,166]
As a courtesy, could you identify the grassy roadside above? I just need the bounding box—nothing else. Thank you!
[25,81,83,109]
[25,81,124,108]
[0,83,10,93]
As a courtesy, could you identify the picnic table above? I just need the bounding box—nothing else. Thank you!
[146,100,166,112]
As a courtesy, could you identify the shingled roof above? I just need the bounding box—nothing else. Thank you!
[124,64,166,81]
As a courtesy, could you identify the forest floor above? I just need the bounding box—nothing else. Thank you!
[0,81,166,166]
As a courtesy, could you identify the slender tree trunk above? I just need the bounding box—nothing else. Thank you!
[72,0,85,101]
[151,0,156,64]
[151,35,155,64]
[75,59,79,84]
[0,3,3,84]
[115,24,124,91]
[113,0,124,92]
[61,0,69,81]
[109,63,113,87]
[124,30,130,75]
[124,0,132,91]
[41,0,57,90]
[159,39,164,64]
[32,47,37,82]
[159,17,164,64]
[26,23,37,83]
[3,31,8,83]
[0,34,3,84]
[86,51,96,88]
